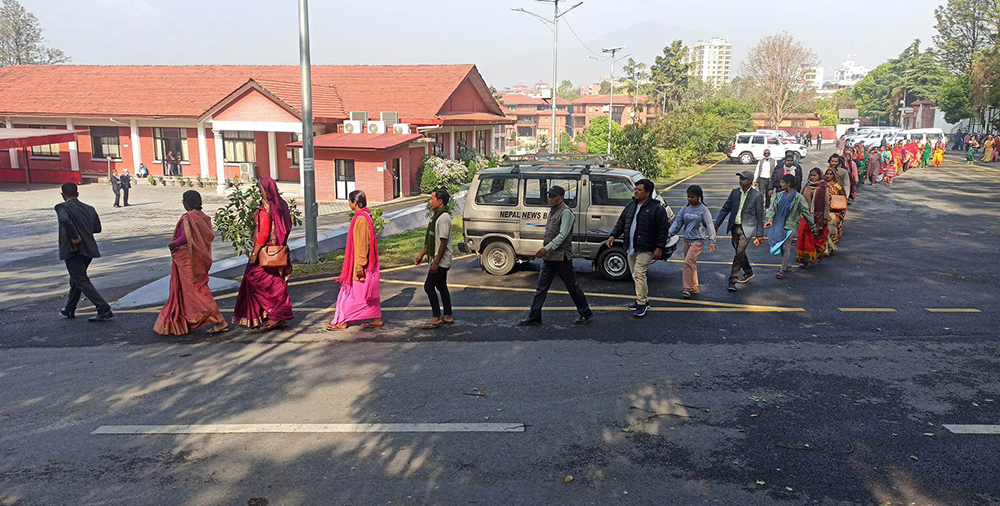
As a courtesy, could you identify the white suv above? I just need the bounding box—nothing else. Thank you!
[728,133,806,164]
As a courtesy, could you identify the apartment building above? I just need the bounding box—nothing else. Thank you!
[683,38,733,88]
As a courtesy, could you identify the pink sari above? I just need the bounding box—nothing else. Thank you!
[331,209,381,325]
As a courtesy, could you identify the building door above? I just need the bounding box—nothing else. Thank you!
[335,159,355,200]
[392,158,401,199]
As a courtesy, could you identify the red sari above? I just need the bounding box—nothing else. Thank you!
[795,181,829,265]
[232,178,294,328]
[154,210,226,335]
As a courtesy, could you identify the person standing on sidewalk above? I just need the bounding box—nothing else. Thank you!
[519,186,593,326]
[119,168,132,207]
[415,188,454,329]
[606,179,671,317]
[56,182,113,322]
[753,149,777,207]
[110,169,122,207]
[715,171,765,292]
[668,185,717,299]
[764,174,815,279]
[817,132,823,150]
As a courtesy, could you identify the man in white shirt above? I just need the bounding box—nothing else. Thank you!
[415,188,454,328]
[753,149,777,207]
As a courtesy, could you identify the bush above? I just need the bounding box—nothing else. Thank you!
[148,176,157,186]
[213,180,304,257]
[611,123,660,178]
[371,207,387,235]
[419,156,468,193]
[420,164,440,194]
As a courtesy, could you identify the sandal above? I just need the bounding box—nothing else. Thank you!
[776,272,786,280]
[422,320,442,329]
[682,290,692,299]
[442,316,455,324]
[326,323,347,331]
[206,325,229,334]
[261,320,287,331]
[360,318,384,329]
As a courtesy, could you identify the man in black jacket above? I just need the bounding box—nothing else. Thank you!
[606,179,671,317]
[119,168,132,206]
[715,171,766,292]
[55,182,113,322]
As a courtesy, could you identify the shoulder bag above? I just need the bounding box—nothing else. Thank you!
[258,214,289,268]
[830,194,848,212]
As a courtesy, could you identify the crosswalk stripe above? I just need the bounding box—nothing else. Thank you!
[92,423,526,435]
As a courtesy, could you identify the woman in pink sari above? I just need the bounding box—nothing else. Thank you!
[232,178,294,330]
[328,190,382,330]
[154,191,228,335]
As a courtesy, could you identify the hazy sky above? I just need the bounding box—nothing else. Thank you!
[28,0,941,88]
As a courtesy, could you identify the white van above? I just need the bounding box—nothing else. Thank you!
[887,128,945,146]
[727,132,806,164]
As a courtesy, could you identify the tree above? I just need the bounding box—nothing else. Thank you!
[611,123,659,177]
[584,115,622,154]
[598,80,612,94]
[938,74,975,123]
[814,89,857,126]
[649,40,690,111]
[556,132,579,153]
[970,46,1000,128]
[0,0,68,67]
[933,0,999,74]
[740,33,819,128]
[557,80,580,101]
[854,40,948,123]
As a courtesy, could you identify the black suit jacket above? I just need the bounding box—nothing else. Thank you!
[120,174,131,189]
[55,199,102,260]
[715,187,765,239]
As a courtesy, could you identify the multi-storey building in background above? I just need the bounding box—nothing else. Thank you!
[683,38,733,88]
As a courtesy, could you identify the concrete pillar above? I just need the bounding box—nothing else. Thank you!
[214,131,226,194]
[197,122,210,178]
[6,117,19,169]
[129,120,142,169]
[65,118,80,171]
[471,125,477,153]
[449,126,456,159]
[267,131,278,180]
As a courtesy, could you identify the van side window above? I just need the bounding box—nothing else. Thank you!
[590,177,633,207]
[752,135,765,144]
[524,178,579,208]
[737,134,752,144]
[474,177,519,206]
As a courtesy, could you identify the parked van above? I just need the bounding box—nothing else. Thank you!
[727,132,806,164]
[461,154,677,281]
[887,128,945,146]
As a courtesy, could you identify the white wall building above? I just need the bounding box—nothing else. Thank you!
[683,38,733,88]
[833,55,869,87]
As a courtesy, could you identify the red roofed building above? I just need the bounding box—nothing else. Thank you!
[499,95,571,152]
[570,94,659,136]
[0,64,512,200]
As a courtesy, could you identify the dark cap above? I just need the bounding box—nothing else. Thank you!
[547,185,565,197]
[738,170,754,180]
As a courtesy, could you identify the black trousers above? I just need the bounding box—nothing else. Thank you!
[65,254,111,314]
[424,267,452,318]
[729,227,753,284]
[113,187,120,206]
[528,260,590,321]
[121,187,129,206]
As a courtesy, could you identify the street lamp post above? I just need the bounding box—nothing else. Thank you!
[512,1,582,153]
[298,0,318,263]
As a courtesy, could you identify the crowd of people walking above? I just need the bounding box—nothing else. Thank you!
[952,131,1000,165]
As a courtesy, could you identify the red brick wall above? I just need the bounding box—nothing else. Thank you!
[313,146,421,202]
[439,77,490,114]
[214,89,300,123]
[408,146,424,195]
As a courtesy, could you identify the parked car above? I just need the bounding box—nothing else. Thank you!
[727,132,806,164]
[461,154,677,281]
[858,129,901,148]
[886,128,945,146]
[755,129,797,144]
[845,127,900,148]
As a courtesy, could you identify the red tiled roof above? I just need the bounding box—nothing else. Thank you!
[438,112,515,125]
[0,64,504,126]
[251,79,347,121]
[289,132,423,151]
[572,94,650,105]
[500,95,571,106]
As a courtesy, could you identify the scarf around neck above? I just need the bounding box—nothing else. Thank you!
[425,207,446,259]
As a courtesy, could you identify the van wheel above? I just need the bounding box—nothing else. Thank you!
[739,152,754,164]
[481,241,515,276]
[596,247,630,281]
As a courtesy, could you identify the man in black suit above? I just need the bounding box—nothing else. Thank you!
[119,168,132,206]
[715,171,766,292]
[110,170,121,207]
[56,182,113,322]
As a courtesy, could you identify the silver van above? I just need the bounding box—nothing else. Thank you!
[460,154,677,281]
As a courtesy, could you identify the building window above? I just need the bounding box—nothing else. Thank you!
[29,125,60,158]
[153,128,189,162]
[223,130,257,164]
[476,129,489,152]
[89,127,121,160]
[456,131,469,150]
[433,133,446,157]
[290,132,301,166]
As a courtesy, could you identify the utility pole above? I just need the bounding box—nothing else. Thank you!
[298,0,318,263]
[589,47,626,155]
[512,0,582,153]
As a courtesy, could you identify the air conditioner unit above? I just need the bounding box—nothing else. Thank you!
[344,120,363,134]
[350,111,369,124]
[392,123,411,134]
[380,111,399,126]
[367,121,386,134]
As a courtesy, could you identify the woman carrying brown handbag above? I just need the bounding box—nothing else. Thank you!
[232,178,294,331]
[822,167,846,257]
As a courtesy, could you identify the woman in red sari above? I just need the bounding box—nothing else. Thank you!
[794,168,829,268]
[232,178,294,330]
[154,191,228,335]
[327,190,383,330]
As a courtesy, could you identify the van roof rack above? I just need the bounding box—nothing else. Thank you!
[502,153,616,173]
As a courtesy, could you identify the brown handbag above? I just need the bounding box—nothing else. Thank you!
[258,214,289,268]
[830,194,848,211]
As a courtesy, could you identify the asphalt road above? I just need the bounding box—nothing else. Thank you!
[1,147,999,505]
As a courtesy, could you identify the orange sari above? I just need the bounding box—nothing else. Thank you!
[154,210,226,335]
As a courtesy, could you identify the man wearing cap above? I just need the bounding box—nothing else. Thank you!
[715,171,766,292]
[752,149,777,207]
[519,185,593,326]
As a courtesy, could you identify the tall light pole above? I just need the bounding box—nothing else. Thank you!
[590,46,626,154]
[512,0,582,153]
[298,0,318,263]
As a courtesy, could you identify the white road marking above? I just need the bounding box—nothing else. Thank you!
[92,423,526,435]
[943,425,1000,434]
